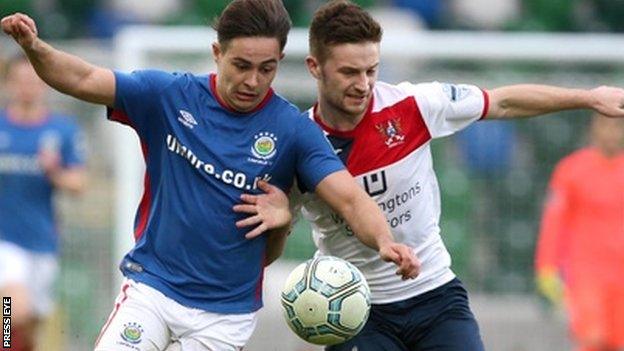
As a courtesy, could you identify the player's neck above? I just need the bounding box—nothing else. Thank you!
[316,99,365,132]
[595,145,623,159]
[6,102,48,124]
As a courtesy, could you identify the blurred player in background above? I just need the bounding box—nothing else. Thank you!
[2,0,419,350]
[535,114,624,351]
[238,1,624,350]
[0,55,86,351]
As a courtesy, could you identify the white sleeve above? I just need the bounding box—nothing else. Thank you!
[397,81,489,139]
[288,181,304,226]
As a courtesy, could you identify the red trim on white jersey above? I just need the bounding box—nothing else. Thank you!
[312,96,375,138]
[313,96,431,176]
[348,97,431,176]
[480,89,490,119]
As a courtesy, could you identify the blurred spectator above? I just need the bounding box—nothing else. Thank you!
[535,114,624,351]
[456,121,518,288]
[0,55,86,351]
[86,1,142,39]
[392,0,446,29]
[458,121,517,178]
[451,0,520,30]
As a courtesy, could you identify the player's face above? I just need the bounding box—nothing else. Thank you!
[591,116,624,155]
[5,61,47,105]
[213,37,284,113]
[309,42,379,119]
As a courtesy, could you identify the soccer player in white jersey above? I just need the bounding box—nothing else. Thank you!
[238,1,624,350]
[2,1,420,350]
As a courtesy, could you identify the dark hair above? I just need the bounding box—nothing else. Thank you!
[309,0,382,62]
[213,0,292,52]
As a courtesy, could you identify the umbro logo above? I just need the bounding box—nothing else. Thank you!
[177,110,198,129]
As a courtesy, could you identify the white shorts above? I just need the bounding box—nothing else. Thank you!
[95,279,257,351]
[0,240,59,317]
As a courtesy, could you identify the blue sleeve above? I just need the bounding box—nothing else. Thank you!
[108,69,176,137]
[60,121,86,168]
[294,116,345,193]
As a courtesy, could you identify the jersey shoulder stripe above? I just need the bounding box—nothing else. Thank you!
[347,92,431,176]
[307,82,432,176]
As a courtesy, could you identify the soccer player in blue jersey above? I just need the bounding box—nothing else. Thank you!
[0,55,86,351]
[2,1,420,350]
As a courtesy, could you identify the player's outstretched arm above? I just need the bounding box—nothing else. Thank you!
[1,13,115,106]
[315,170,421,280]
[486,84,624,119]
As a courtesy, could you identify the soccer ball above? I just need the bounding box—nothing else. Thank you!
[280,256,371,345]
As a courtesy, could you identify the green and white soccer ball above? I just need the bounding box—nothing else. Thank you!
[280,256,371,345]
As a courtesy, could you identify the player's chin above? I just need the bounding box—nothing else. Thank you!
[342,103,368,116]
[352,95,371,109]
[232,99,261,113]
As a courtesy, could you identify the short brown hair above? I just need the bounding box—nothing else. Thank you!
[309,0,382,62]
[213,0,292,52]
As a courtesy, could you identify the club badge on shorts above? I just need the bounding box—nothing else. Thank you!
[120,322,144,345]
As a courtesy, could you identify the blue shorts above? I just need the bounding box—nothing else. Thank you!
[326,278,485,351]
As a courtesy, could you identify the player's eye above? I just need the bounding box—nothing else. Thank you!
[260,66,275,74]
[234,63,250,71]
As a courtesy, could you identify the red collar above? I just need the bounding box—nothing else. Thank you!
[312,95,374,138]
[209,74,274,114]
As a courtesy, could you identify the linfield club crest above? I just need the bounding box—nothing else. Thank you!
[375,118,405,147]
[120,322,144,344]
[251,132,277,160]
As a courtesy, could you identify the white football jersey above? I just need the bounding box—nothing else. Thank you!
[298,81,489,304]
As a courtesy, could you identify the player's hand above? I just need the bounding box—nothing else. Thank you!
[536,268,564,307]
[38,148,61,178]
[1,13,39,48]
[233,180,292,239]
[589,86,624,118]
[378,243,421,280]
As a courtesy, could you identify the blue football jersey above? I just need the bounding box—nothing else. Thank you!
[0,111,85,253]
[110,70,344,313]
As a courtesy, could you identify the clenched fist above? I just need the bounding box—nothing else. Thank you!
[1,13,39,49]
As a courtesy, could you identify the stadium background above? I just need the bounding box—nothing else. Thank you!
[2,0,624,350]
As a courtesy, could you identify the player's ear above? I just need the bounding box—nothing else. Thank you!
[305,55,320,79]
[212,42,222,63]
